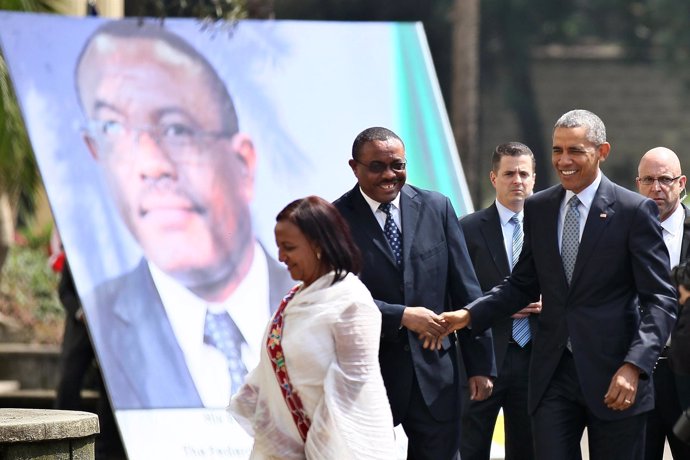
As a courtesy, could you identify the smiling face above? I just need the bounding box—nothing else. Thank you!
[78,36,255,298]
[552,126,610,193]
[274,220,325,287]
[637,147,686,222]
[348,138,406,204]
[491,154,535,212]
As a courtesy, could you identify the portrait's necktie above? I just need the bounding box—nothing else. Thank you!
[510,214,530,347]
[379,202,403,267]
[203,310,247,394]
[561,196,581,285]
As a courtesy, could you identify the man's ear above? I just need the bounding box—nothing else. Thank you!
[597,142,611,163]
[83,134,100,160]
[348,158,358,175]
[231,132,256,200]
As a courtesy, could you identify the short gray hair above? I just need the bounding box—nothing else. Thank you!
[554,109,606,146]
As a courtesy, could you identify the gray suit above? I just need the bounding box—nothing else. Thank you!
[85,250,293,409]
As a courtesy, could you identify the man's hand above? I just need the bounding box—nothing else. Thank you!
[511,298,542,319]
[402,306,447,340]
[420,309,472,350]
[468,376,494,401]
[603,362,640,411]
[440,309,471,332]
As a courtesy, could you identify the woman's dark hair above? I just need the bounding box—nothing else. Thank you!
[276,196,361,284]
[672,261,690,290]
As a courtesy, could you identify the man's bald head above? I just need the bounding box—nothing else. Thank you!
[637,147,686,221]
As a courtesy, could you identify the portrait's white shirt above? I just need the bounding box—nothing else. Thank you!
[150,242,270,407]
[495,200,523,271]
[360,187,402,230]
[558,171,602,250]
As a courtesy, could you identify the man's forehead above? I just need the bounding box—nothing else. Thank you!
[87,34,205,76]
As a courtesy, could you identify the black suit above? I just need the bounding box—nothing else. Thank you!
[466,175,677,460]
[459,203,537,460]
[85,248,292,410]
[645,205,690,460]
[334,184,495,460]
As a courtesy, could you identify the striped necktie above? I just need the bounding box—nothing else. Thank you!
[510,214,530,347]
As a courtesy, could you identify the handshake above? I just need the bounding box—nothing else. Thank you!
[402,307,471,350]
[404,300,542,350]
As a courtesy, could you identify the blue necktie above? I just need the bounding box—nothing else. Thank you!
[204,311,247,394]
[510,215,530,347]
[379,202,403,267]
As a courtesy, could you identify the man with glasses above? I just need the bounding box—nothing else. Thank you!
[76,20,292,409]
[334,127,496,460]
[636,147,690,460]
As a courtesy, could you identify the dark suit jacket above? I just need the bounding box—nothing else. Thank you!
[670,205,690,375]
[459,203,538,371]
[466,175,677,420]
[334,184,495,423]
[85,248,293,410]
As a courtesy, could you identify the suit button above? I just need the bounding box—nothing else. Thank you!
[404,345,410,352]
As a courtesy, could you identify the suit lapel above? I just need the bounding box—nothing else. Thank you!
[349,186,399,268]
[570,176,615,288]
[680,205,690,261]
[401,185,420,270]
[481,204,510,274]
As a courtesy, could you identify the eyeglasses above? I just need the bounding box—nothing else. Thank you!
[85,119,232,162]
[637,175,682,186]
[354,159,406,174]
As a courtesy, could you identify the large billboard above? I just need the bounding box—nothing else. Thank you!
[0,11,473,459]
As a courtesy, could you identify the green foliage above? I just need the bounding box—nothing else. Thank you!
[125,0,249,20]
[0,244,63,344]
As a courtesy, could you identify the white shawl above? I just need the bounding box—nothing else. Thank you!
[228,272,396,459]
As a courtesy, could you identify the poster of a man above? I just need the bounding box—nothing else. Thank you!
[0,11,474,459]
[77,19,293,410]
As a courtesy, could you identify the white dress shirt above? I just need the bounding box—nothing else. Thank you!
[360,187,402,230]
[661,204,684,269]
[150,242,271,407]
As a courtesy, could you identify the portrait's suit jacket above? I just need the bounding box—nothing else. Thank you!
[334,184,495,423]
[85,248,293,410]
[459,203,538,370]
[466,175,677,420]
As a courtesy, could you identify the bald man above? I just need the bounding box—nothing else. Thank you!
[636,147,690,460]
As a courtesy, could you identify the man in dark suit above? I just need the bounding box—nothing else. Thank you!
[76,20,293,409]
[334,127,496,460]
[438,110,677,460]
[636,147,690,459]
[459,142,539,460]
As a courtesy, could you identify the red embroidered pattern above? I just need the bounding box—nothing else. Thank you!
[267,285,311,442]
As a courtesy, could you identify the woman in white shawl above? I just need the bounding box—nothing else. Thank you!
[229,195,396,459]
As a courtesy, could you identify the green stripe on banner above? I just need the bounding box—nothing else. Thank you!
[392,23,464,212]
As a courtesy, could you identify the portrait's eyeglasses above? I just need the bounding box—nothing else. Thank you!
[354,159,406,174]
[84,119,232,161]
[637,175,682,186]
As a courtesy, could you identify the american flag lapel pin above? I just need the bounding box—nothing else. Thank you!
[600,213,607,218]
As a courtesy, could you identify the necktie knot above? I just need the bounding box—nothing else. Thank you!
[568,195,581,210]
[379,202,392,215]
[510,214,520,225]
